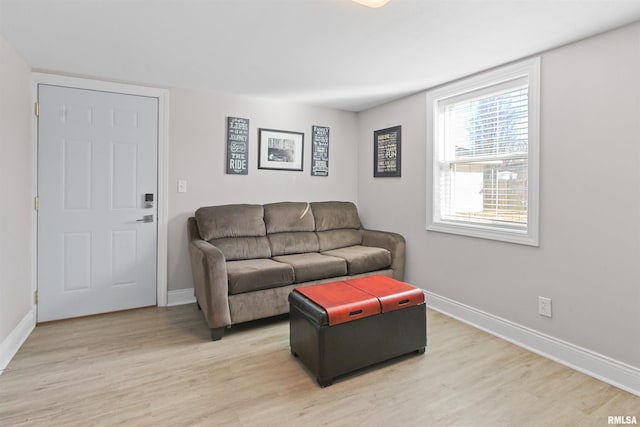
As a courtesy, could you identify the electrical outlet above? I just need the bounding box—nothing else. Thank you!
[538,296,552,317]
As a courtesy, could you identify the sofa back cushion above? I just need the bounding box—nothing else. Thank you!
[264,202,315,233]
[195,204,271,260]
[195,204,266,240]
[311,201,363,251]
[210,236,272,261]
[316,229,362,252]
[311,201,361,231]
[264,202,319,256]
[268,232,319,256]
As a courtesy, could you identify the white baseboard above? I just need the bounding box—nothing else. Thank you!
[167,288,196,307]
[425,290,640,397]
[0,308,36,375]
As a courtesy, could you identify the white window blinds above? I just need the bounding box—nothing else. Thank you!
[439,79,529,229]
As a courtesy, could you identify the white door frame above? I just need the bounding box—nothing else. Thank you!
[32,73,169,310]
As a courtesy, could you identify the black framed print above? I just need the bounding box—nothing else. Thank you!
[374,125,401,177]
[311,125,329,177]
[258,128,304,171]
[226,116,249,175]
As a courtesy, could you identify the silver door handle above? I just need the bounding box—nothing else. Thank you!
[136,215,154,223]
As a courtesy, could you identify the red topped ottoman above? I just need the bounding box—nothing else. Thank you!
[289,275,426,387]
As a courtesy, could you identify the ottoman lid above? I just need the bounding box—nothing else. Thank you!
[345,275,424,313]
[295,281,380,326]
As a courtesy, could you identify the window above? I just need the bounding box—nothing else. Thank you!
[426,58,540,245]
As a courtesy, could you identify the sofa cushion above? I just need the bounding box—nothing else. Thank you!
[226,259,294,295]
[195,204,266,241]
[264,202,315,233]
[268,232,319,256]
[272,253,347,283]
[321,245,391,275]
[316,229,362,251]
[210,236,271,261]
[311,201,361,231]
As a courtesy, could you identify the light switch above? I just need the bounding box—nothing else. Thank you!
[178,180,187,193]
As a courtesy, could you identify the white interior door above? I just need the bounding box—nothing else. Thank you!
[37,84,158,322]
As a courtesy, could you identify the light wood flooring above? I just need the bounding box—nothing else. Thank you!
[0,304,638,426]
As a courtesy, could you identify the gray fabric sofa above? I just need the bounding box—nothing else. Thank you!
[187,201,405,340]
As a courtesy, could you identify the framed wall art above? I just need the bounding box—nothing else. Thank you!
[311,125,329,177]
[258,128,304,171]
[226,116,249,175]
[374,125,401,177]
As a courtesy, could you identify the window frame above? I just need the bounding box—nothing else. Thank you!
[426,57,540,246]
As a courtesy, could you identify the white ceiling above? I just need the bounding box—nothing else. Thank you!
[1,0,639,111]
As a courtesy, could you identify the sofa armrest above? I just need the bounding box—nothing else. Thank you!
[187,218,231,329]
[361,229,406,281]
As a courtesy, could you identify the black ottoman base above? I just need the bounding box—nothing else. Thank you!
[289,290,427,387]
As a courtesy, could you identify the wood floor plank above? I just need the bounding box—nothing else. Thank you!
[0,305,637,426]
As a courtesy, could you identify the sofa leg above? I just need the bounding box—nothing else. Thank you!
[210,327,225,341]
[318,377,333,388]
[196,301,201,311]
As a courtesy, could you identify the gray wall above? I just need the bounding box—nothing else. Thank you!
[0,35,32,352]
[357,22,640,367]
[167,90,359,291]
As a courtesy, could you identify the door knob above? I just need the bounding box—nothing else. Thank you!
[136,215,154,223]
